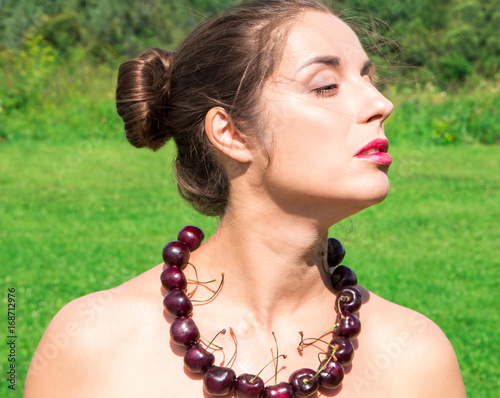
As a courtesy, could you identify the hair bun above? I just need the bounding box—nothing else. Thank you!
[116,48,174,150]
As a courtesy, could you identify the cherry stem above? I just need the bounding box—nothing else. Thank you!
[299,337,331,351]
[187,278,217,284]
[335,294,348,320]
[200,335,224,351]
[250,354,288,382]
[337,295,348,311]
[263,366,287,385]
[298,328,336,352]
[307,355,334,384]
[227,327,238,368]
[191,273,225,304]
[272,332,282,385]
[187,262,200,298]
[204,329,227,351]
[317,344,338,363]
[320,324,336,336]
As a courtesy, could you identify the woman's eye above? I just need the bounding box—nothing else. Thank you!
[313,84,339,98]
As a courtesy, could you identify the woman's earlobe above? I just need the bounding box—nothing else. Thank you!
[204,107,253,163]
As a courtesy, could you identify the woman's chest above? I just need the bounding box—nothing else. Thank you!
[97,341,400,398]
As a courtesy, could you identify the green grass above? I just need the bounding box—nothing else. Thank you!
[1,140,498,397]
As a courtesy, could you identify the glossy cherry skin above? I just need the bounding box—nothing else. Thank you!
[162,240,190,268]
[203,366,237,396]
[327,336,354,366]
[289,368,319,397]
[334,310,361,340]
[317,359,344,389]
[184,343,215,373]
[163,288,193,317]
[170,316,200,346]
[331,265,357,291]
[234,373,265,398]
[327,238,346,268]
[334,286,362,313]
[263,382,294,398]
[178,225,205,251]
[160,266,187,291]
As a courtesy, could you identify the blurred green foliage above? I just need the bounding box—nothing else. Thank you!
[0,0,499,145]
[0,0,234,58]
[0,35,58,113]
[338,0,500,84]
[1,32,498,145]
[385,80,500,145]
[0,34,119,142]
[1,0,498,85]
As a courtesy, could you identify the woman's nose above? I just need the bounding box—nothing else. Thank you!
[356,83,394,125]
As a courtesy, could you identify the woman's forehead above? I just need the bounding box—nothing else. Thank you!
[280,11,367,74]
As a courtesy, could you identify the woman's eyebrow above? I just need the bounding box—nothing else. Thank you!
[296,55,341,75]
[361,59,373,75]
[296,56,372,76]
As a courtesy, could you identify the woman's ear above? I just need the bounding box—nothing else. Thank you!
[205,107,253,163]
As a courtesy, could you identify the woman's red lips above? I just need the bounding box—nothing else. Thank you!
[355,138,391,164]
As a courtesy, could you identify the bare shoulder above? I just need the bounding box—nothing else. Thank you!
[24,265,166,398]
[357,289,467,397]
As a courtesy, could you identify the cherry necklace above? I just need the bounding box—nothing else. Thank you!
[160,226,362,397]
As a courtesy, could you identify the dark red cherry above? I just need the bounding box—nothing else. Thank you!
[184,343,215,373]
[235,373,265,398]
[178,225,205,252]
[163,288,193,317]
[327,336,354,366]
[263,382,294,398]
[327,238,346,268]
[170,316,200,346]
[317,359,344,389]
[334,286,362,313]
[203,366,236,396]
[289,368,319,397]
[160,266,187,291]
[334,310,361,340]
[162,240,190,268]
[331,265,357,291]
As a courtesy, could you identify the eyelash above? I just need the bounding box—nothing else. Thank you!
[313,84,340,98]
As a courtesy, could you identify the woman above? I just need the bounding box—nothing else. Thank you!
[25,0,466,396]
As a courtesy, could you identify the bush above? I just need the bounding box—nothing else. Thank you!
[0,35,59,115]
[437,54,474,84]
[35,10,83,53]
[0,36,119,143]
[385,80,500,145]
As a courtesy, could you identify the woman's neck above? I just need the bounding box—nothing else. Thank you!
[190,201,335,330]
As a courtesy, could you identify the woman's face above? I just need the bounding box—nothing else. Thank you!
[259,11,394,218]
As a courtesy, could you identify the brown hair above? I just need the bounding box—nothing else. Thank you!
[116,0,331,216]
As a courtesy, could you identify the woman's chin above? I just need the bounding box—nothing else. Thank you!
[347,181,390,212]
[371,183,390,203]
